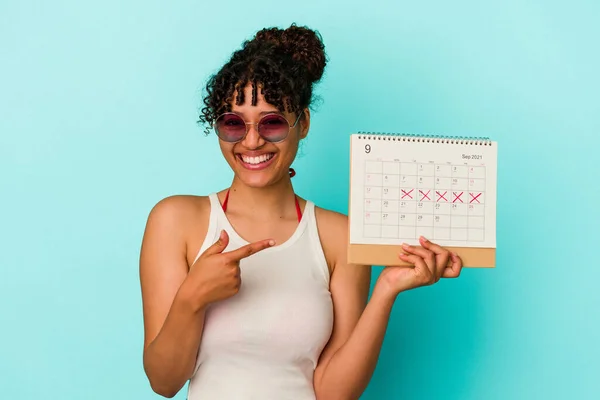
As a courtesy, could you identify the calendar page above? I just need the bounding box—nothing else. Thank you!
[349,134,497,248]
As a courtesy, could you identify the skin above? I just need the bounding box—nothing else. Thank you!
[139,83,463,399]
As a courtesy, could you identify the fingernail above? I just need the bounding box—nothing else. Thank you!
[220,230,226,239]
[401,243,410,250]
[268,240,276,246]
[420,236,429,242]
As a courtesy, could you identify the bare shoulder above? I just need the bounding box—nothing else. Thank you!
[144,194,212,265]
[313,206,350,274]
[147,194,209,223]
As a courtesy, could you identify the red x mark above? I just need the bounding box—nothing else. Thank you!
[470,192,482,203]
[436,191,448,202]
[453,191,464,203]
[401,189,414,199]
[419,190,431,201]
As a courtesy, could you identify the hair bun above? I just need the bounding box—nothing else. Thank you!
[253,24,327,83]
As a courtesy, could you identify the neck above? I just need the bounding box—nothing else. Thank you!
[225,176,297,220]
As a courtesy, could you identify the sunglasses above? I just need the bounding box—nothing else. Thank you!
[213,112,302,143]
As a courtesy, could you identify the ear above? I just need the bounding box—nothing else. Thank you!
[299,108,310,139]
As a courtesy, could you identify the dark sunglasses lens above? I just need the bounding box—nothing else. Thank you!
[258,114,289,141]
[215,114,246,142]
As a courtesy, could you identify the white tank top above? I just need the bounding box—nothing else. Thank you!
[186,193,334,399]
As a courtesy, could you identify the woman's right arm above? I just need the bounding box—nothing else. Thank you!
[139,196,274,397]
[139,196,207,398]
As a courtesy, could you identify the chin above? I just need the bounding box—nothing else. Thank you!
[235,169,280,188]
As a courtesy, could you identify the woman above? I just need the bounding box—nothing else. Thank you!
[139,24,463,399]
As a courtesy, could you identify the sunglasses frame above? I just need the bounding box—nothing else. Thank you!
[213,112,303,143]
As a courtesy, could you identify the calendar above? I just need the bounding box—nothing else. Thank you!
[349,133,497,249]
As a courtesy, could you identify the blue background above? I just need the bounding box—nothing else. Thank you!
[1,0,599,399]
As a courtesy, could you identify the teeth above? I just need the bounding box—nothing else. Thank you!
[241,153,273,165]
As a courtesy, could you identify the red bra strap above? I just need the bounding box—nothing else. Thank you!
[294,196,302,222]
[222,189,230,212]
[221,189,302,222]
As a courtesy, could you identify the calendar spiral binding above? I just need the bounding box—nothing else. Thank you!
[356,131,493,146]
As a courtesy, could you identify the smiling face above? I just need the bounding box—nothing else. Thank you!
[218,83,309,188]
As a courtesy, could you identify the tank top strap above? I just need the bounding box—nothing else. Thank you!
[207,192,222,213]
[301,199,314,219]
[191,193,221,265]
[302,201,330,285]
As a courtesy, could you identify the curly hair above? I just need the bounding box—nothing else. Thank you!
[198,24,327,135]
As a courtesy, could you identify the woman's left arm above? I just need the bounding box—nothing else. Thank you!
[313,212,462,400]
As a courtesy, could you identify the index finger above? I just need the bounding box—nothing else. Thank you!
[224,239,275,261]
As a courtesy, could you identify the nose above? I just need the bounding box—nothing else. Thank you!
[241,123,264,149]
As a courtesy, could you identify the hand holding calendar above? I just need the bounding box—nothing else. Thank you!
[375,236,463,297]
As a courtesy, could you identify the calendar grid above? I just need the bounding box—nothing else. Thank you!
[363,160,486,242]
